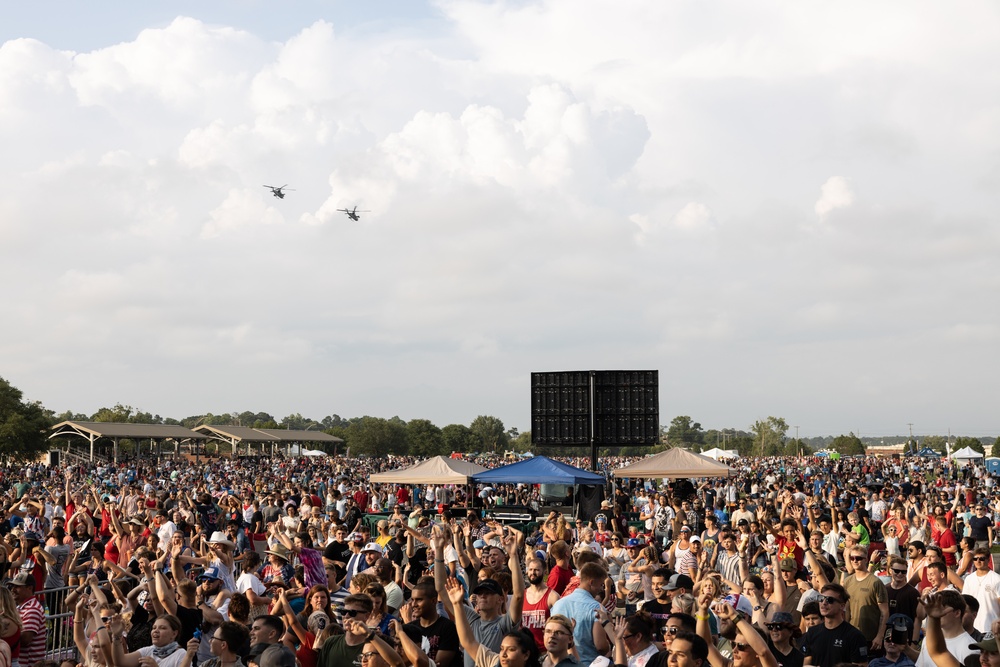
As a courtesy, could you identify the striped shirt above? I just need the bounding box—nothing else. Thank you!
[17,597,45,667]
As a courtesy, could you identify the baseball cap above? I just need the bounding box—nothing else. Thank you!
[665,574,694,591]
[5,572,34,588]
[737,519,749,527]
[971,634,998,653]
[689,535,702,543]
[472,579,504,596]
[626,538,645,548]
[361,542,384,554]
[198,566,222,581]
[779,559,798,572]
[307,611,331,633]
[473,539,486,549]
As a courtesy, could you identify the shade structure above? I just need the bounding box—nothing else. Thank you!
[369,455,489,485]
[612,447,733,479]
[700,447,738,461]
[952,446,984,460]
[470,456,606,485]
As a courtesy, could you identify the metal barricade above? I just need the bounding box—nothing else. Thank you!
[41,585,77,662]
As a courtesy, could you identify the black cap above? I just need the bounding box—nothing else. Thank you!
[472,579,504,596]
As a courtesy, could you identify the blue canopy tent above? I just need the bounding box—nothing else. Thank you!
[915,447,942,458]
[471,456,607,485]
[471,456,607,520]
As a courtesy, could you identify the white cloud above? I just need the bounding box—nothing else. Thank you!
[1,3,999,436]
[201,188,284,238]
[815,176,855,220]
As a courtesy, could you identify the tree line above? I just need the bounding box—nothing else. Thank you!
[665,414,1000,458]
[1,375,996,462]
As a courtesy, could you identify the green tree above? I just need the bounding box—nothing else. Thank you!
[343,416,408,458]
[991,438,1000,458]
[730,434,755,457]
[922,435,947,454]
[280,413,319,430]
[407,419,446,457]
[469,415,509,453]
[831,433,865,456]
[442,424,481,453]
[92,404,136,422]
[667,416,704,446]
[0,377,51,461]
[510,430,532,453]
[954,436,985,455]
[751,417,789,456]
[54,410,89,422]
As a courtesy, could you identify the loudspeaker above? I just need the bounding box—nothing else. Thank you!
[531,370,659,446]
[47,450,61,467]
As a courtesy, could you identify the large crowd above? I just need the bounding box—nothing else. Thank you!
[0,450,996,667]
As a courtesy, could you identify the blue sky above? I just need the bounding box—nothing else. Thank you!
[0,1,443,51]
[2,1,999,439]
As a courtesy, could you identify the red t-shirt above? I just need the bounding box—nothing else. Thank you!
[937,529,957,567]
[775,536,805,570]
[547,564,573,595]
[295,631,317,667]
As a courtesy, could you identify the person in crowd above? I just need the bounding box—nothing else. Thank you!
[800,583,869,667]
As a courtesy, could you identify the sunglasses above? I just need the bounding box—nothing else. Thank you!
[101,617,113,623]
[821,595,843,605]
[849,556,866,562]
[766,624,789,631]
[342,609,365,617]
[733,643,752,653]
[665,626,680,636]
[891,569,907,574]
[974,557,989,562]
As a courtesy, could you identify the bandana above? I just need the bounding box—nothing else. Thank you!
[151,643,181,660]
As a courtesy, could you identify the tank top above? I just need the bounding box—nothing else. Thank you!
[521,587,552,651]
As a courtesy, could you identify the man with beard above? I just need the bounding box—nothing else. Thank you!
[521,557,559,652]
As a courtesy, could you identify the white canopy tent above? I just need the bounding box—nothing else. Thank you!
[700,447,739,461]
[369,455,488,485]
[952,446,984,461]
[289,444,327,457]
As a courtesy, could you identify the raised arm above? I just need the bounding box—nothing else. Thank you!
[504,528,524,623]
[445,577,480,658]
[924,595,962,667]
[389,619,429,667]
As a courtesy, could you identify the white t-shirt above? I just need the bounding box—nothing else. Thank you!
[961,570,1000,632]
[157,521,178,545]
[236,571,267,597]
[915,631,978,667]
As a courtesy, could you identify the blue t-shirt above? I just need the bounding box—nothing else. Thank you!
[551,588,601,665]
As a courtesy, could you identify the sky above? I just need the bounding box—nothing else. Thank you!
[2,1,999,439]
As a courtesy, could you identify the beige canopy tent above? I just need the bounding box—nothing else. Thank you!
[612,447,734,479]
[370,456,489,485]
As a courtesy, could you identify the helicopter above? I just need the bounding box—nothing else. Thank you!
[263,184,294,199]
[337,206,370,221]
